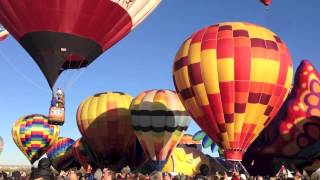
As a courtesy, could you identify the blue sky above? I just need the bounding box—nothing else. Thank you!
[0,0,319,165]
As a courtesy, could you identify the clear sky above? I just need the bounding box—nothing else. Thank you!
[0,0,319,165]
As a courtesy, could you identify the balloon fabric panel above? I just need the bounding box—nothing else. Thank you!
[0,24,8,41]
[131,90,191,162]
[0,0,161,87]
[173,22,293,161]
[47,137,75,171]
[249,60,320,160]
[0,136,3,156]
[12,114,59,163]
[260,0,272,6]
[77,92,135,162]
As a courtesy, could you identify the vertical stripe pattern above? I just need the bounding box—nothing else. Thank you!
[173,22,293,161]
[76,92,135,162]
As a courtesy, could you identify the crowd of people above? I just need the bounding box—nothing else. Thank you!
[0,157,313,180]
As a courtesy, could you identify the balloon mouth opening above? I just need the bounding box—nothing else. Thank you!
[224,149,245,161]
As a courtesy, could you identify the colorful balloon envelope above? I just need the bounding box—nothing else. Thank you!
[0,136,3,156]
[126,139,148,168]
[260,0,272,6]
[12,114,59,163]
[173,22,293,161]
[248,60,320,160]
[179,134,201,146]
[130,89,191,171]
[0,24,9,41]
[72,138,95,170]
[0,0,161,88]
[77,92,135,165]
[47,137,79,171]
[162,145,211,176]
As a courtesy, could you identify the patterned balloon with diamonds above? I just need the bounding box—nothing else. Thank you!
[47,137,77,171]
[12,114,59,163]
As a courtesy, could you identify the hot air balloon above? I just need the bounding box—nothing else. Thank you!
[72,138,98,170]
[126,139,148,168]
[0,24,9,41]
[173,22,293,162]
[179,134,201,147]
[162,145,211,176]
[244,60,320,174]
[260,0,272,6]
[47,137,79,171]
[0,136,4,156]
[0,0,161,89]
[193,130,219,152]
[12,114,59,164]
[77,92,135,167]
[130,89,191,171]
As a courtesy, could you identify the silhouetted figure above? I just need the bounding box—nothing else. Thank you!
[31,158,54,180]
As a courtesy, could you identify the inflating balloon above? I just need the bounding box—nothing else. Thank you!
[179,134,201,146]
[72,138,97,170]
[247,60,320,164]
[47,137,79,171]
[173,22,293,161]
[193,131,220,153]
[162,145,210,176]
[126,139,148,168]
[0,24,9,41]
[130,89,191,171]
[12,114,59,163]
[0,0,161,88]
[77,92,135,166]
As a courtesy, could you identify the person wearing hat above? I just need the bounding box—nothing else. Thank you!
[32,158,54,180]
[11,171,20,180]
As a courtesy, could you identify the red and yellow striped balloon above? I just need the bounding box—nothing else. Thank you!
[173,22,293,161]
[77,92,135,164]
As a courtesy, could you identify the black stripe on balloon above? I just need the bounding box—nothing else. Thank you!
[62,60,89,69]
[131,110,189,116]
[93,92,126,97]
[112,91,126,95]
[132,125,188,132]
[19,31,102,88]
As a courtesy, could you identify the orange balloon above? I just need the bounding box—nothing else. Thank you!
[173,22,293,161]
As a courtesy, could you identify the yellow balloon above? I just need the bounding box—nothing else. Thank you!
[77,92,135,163]
[162,145,210,176]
